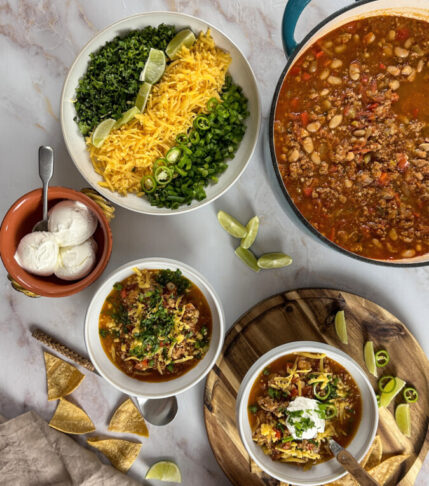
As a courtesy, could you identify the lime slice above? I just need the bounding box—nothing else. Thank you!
[379,377,406,408]
[257,252,293,269]
[135,82,152,112]
[166,29,196,60]
[139,48,166,84]
[364,341,377,377]
[113,106,140,129]
[235,247,260,273]
[91,118,116,148]
[241,216,259,249]
[395,403,411,437]
[334,310,348,345]
[217,211,247,238]
[146,460,182,483]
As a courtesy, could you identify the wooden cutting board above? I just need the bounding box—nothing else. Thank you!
[204,289,429,486]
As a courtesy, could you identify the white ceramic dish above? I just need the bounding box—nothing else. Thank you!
[61,11,261,215]
[85,257,225,398]
[236,341,379,486]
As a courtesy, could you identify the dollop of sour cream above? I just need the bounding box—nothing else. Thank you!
[286,397,325,440]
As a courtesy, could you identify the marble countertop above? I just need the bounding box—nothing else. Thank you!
[1,0,428,484]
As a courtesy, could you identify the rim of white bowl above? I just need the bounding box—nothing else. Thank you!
[61,11,261,215]
[236,341,379,486]
[84,257,225,398]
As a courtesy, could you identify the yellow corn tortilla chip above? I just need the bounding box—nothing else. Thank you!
[87,437,142,473]
[44,352,85,400]
[368,454,410,485]
[365,435,383,470]
[108,398,149,437]
[49,398,95,434]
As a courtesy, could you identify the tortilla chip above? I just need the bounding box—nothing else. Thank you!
[87,437,141,473]
[108,398,149,437]
[44,352,85,400]
[49,398,95,434]
[368,454,410,485]
[365,436,383,470]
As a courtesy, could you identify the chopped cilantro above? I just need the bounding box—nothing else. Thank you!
[248,404,258,414]
[113,282,123,291]
[99,328,109,338]
[156,269,191,294]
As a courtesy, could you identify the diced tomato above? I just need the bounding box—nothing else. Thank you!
[379,63,386,70]
[396,27,410,41]
[302,72,312,81]
[378,172,389,186]
[120,289,127,300]
[315,50,324,59]
[290,97,300,110]
[275,429,281,439]
[290,388,298,398]
[290,65,301,76]
[329,165,338,173]
[303,186,313,197]
[300,111,309,126]
[412,107,420,118]
[330,227,336,241]
[397,154,409,171]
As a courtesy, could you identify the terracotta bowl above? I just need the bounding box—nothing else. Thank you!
[0,187,112,297]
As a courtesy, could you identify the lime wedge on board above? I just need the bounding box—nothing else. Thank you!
[166,29,196,60]
[395,403,411,437]
[364,341,377,377]
[241,216,259,249]
[217,211,247,238]
[139,48,166,84]
[91,118,116,148]
[145,460,182,482]
[135,82,152,112]
[257,253,293,269]
[113,106,140,129]
[235,247,260,272]
[334,310,348,345]
[379,377,406,408]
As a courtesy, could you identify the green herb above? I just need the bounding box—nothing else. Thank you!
[113,282,123,291]
[74,24,176,135]
[263,367,271,376]
[248,404,258,414]
[282,436,294,443]
[99,328,109,338]
[167,363,174,372]
[268,387,281,399]
[156,269,191,294]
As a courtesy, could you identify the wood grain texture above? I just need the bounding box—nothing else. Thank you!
[204,289,429,486]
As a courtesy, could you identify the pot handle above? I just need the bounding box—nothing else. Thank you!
[282,0,312,56]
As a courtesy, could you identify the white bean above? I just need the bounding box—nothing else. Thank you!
[394,46,409,58]
[303,137,314,154]
[329,114,343,129]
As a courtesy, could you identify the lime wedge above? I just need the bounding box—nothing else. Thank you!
[146,460,182,483]
[217,211,247,238]
[113,106,140,129]
[364,341,377,377]
[166,29,196,60]
[334,310,348,345]
[257,252,293,269]
[135,82,152,112]
[241,216,259,249]
[379,377,406,408]
[139,48,166,84]
[395,403,411,437]
[235,247,260,272]
[91,118,116,148]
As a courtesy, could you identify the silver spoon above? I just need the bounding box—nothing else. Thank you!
[33,146,54,232]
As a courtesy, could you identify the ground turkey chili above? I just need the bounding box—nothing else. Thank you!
[274,15,429,260]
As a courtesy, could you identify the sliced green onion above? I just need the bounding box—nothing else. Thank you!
[403,387,418,403]
[153,158,168,170]
[165,147,181,164]
[322,404,337,419]
[174,166,187,177]
[375,349,390,368]
[313,383,331,401]
[216,103,229,118]
[141,175,157,193]
[194,115,210,130]
[189,131,200,145]
[378,375,396,393]
[154,166,173,185]
[176,133,188,144]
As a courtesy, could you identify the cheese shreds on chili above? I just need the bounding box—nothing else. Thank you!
[88,30,231,195]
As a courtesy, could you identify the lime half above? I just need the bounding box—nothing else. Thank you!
[217,211,247,238]
[136,82,152,112]
[146,460,182,483]
[334,310,348,345]
[166,29,196,60]
[257,252,293,269]
[241,216,259,249]
[91,118,116,148]
[235,247,260,273]
[114,106,140,129]
[395,403,411,437]
[379,377,406,408]
[139,48,166,84]
[364,341,377,377]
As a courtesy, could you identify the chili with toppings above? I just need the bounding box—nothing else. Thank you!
[274,15,429,260]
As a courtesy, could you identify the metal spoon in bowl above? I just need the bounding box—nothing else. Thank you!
[329,439,379,486]
[33,146,54,232]
[31,328,178,426]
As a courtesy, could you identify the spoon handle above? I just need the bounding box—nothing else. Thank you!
[336,449,380,486]
[38,146,54,221]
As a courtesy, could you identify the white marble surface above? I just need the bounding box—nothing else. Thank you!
[0,0,428,484]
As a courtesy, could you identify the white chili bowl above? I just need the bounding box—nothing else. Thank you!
[236,341,378,486]
[85,257,225,398]
[61,11,261,215]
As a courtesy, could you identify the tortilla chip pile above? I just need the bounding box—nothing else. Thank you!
[43,351,148,474]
